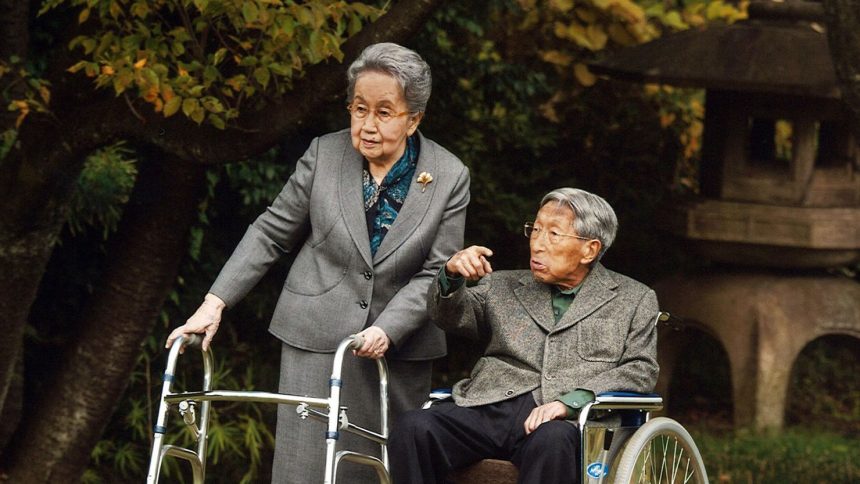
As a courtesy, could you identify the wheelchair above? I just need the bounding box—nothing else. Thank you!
[147,312,708,483]
[429,389,708,484]
[576,392,708,483]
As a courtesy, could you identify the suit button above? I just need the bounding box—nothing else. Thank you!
[363,271,373,280]
[359,300,368,309]
[544,373,553,380]
[505,390,514,397]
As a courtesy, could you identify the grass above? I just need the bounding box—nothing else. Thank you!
[687,425,860,484]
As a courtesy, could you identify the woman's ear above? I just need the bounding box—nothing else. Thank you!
[406,112,424,136]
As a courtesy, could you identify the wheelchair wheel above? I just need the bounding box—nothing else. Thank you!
[613,417,707,484]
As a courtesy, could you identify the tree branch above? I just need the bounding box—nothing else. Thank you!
[120,0,446,163]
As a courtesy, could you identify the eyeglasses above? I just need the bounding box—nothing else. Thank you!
[523,222,591,244]
[347,104,411,124]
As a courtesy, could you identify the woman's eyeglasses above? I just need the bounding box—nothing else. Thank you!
[347,104,411,124]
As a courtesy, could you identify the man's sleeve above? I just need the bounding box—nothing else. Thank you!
[557,389,596,418]
[438,266,465,297]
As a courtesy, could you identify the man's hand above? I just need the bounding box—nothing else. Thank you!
[524,401,569,435]
[445,245,493,281]
[353,326,391,360]
[165,293,226,352]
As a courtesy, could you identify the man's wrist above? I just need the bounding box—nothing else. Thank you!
[438,266,465,296]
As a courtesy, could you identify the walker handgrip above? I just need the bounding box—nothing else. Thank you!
[179,333,204,350]
[349,334,366,350]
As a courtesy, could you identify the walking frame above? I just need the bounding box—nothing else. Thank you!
[146,333,390,484]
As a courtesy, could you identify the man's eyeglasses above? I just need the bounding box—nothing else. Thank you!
[523,222,591,244]
[347,104,411,124]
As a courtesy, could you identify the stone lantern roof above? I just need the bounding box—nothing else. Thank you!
[588,0,859,268]
[589,1,837,98]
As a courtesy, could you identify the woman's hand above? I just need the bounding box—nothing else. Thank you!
[445,245,493,281]
[523,401,569,435]
[165,293,226,352]
[353,326,390,360]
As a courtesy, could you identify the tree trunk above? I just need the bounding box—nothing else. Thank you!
[0,99,114,427]
[823,0,860,140]
[0,0,31,432]
[4,156,206,483]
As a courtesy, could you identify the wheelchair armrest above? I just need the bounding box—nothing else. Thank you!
[422,389,453,409]
[578,392,663,427]
[594,392,662,407]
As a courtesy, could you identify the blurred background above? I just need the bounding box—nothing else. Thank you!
[1,0,858,482]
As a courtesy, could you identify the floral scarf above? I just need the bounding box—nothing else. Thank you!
[363,135,419,256]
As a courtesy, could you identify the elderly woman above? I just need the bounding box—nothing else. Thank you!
[166,43,470,483]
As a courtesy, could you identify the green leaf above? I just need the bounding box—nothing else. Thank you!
[295,6,313,26]
[348,14,362,36]
[190,107,204,124]
[182,97,200,117]
[239,55,258,67]
[171,41,185,56]
[141,68,159,88]
[253,67,270,89]
[242,2,259,24]
[662,11,688,30]
[201,96,224,113]
[81,38,97,54]
[163,96,182,117]
[268,63,291,77]
[213,48,228,66]
[208,114,226,130]
[67,60,88,74]
[203,65,220,84]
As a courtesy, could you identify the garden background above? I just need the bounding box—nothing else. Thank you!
[1,0,859,482]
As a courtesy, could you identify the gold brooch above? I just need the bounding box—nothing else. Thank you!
[416,172,433,192]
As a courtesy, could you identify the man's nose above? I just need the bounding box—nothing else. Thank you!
[530,236,546,253]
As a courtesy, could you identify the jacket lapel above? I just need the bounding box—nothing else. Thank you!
[514,274,555,333]
[372,131,438,264]
[553,263,618,333]
[339,143,374,268]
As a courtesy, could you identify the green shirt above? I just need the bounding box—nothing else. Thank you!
[438,269,595,417]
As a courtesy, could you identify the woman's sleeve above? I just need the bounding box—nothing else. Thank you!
[208,138,319,308]
[372,164,470,347]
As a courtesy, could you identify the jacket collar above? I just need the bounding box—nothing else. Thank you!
[339,131,437,268]
[514,263,618,333]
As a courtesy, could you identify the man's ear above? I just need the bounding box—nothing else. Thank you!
[406,112,424,136]
[580,239,602,265]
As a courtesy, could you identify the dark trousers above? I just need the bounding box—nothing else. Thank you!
[389,393,581,484]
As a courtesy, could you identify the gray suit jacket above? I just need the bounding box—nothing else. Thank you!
[429,264,659,406]
[210,129,470,360]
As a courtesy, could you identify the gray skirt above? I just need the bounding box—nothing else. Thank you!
[272,343,433,484]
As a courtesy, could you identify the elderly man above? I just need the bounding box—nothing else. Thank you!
[388,188,659,484]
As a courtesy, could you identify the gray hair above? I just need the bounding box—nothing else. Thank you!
[540,188,618,263]
[346,42,432,113]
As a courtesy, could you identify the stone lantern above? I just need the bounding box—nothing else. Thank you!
[590,0,860,430]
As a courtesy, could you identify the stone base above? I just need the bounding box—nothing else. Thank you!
[654,271,860,430]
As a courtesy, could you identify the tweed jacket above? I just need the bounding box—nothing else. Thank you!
[428,265,659,406]
[210,129,470,360]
